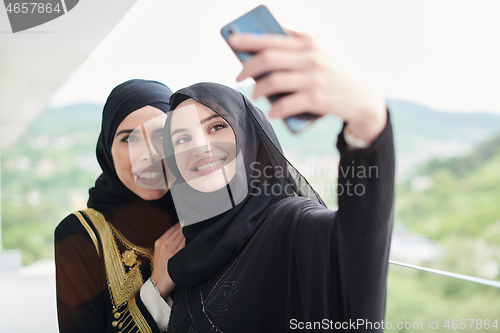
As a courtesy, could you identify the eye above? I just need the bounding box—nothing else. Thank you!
[175,136,191,145]
[121,134,139,143]
[209,122,227,133]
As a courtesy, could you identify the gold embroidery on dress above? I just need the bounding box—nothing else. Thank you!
[80,209,149,308]
[112,306,134,333]
[128,296,153,333]
[122,250,138,267]
[110,224,154,258]
[109,222,153,272]
[72,211,100,256]
[111,298,153,333]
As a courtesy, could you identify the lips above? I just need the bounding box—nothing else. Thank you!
[134,163,166,186]
[190,156,228,177]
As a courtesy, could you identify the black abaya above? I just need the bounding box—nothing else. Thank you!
[55,79,177,333]
[163,83,395,332]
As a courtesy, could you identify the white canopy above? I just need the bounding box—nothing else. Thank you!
[0,0,137,149]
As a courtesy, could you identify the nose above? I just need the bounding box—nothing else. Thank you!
[140,145,160,162]
[192,144,211,157]
[138,134,160,163]
[191,132,211,157]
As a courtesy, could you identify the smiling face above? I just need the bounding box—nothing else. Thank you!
[170,99,237,193]
[111,105,169,200]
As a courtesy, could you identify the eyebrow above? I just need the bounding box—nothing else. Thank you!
[171,114,221,137]
[115,129,133,137]
[151,128,163,135]
[116,127,164,138]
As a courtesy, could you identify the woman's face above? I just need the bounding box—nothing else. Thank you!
[170,99,237,193]
[111,105,169,200]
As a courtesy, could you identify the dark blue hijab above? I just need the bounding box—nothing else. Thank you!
[88,79,178,247]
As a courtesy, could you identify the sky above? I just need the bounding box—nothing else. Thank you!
[49,0,500,114]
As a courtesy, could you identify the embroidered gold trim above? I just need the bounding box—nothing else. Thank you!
[72,211,100,256]
[129,297,153,333]
[113,305,134,333]
[81,208,144,308]
[122,250,138,267]
[110,223,154,258]
[120,314,134,332]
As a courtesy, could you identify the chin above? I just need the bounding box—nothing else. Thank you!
[191,183,226,193]
[187,171,233,193]
[137,189,167,201]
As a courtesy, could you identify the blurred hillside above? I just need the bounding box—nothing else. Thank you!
[387,134,500,329]
[1,98,500,268]
[1,103,103,263]
[395,134,500,279]
[265,98,500,179]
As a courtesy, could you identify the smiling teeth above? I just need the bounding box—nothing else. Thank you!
[138,171,161,180]
[196,159,224,171]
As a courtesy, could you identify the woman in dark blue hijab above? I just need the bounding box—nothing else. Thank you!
[55,79,182,333]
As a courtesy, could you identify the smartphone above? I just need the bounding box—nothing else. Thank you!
[221,5,319,133]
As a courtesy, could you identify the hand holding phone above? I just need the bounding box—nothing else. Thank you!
[221,5,319,133]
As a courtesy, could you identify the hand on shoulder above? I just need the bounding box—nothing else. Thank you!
[150,222,185,298]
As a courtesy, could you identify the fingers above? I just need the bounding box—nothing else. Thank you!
[228,33,312,54]
[155,223,183,253]
[158,222,181,242]
[172,226,185,245]
[231,29,354,123]
[155,222,184,249]
[267,90,330,120]
[176,239,186,252]
[237,49,322,82]
[252,69,323,100]
[283,28,313,41]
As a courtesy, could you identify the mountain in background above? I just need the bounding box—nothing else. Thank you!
[235,86,500,178]
[20,94,500,179]
[387,99,500,178]
[2,94,500,264]
[394,132,500,279]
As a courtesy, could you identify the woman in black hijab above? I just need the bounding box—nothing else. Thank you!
[162,81,395,332]
[55,79,183,333]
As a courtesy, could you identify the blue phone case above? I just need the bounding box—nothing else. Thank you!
[221,5,319,133]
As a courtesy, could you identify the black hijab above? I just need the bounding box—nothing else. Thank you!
[164,82,325,286]
[87,79,178,248]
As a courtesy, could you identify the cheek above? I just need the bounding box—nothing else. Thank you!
[182,155,193,172]
[112,145,132,176]
[218,133,236,155]
[221,131,236,145]
[173,147,190,172]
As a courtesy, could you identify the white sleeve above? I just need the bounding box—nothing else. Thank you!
[140,279,172,331]
[343,124,371,150]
